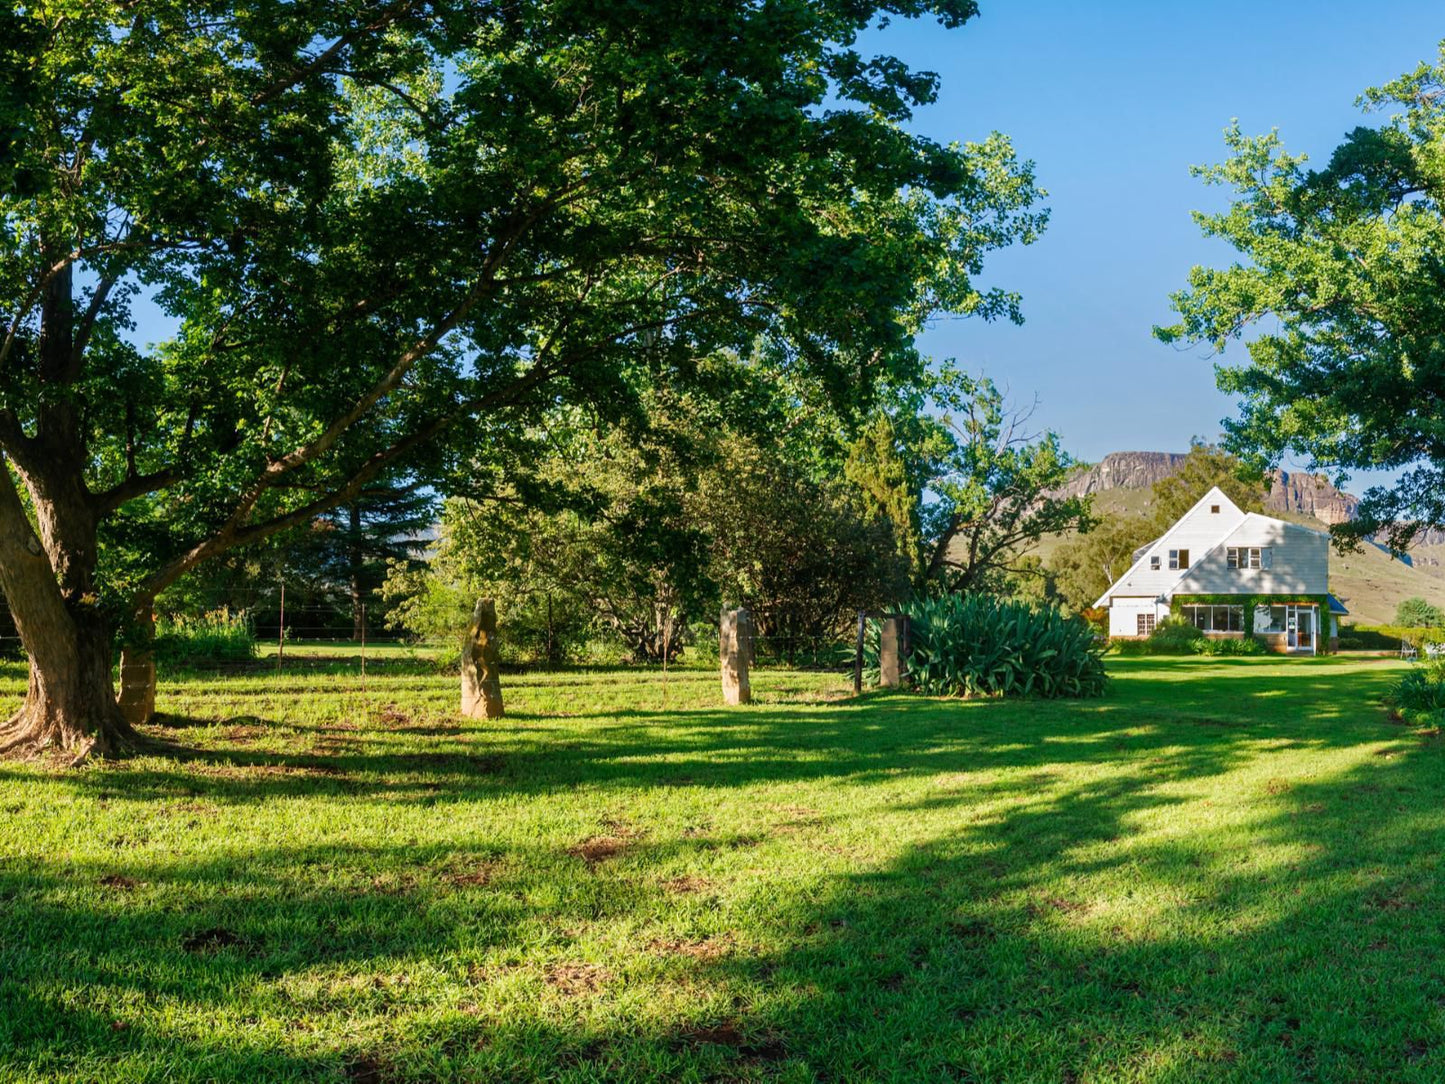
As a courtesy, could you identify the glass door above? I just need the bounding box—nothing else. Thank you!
[1285,605,1315,653]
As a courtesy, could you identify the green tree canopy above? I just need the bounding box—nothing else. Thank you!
[0,0,1044,756]
[1396,597,1445,629]
[845,365,1091,595]
[1158,43,1445,551]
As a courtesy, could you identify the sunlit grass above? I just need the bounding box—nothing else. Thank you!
[1,654,1441,1082]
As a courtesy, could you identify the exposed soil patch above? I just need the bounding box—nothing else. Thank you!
[569,836,631,865]
[545,963,610,995]
[674,1021,787,1061]
[181,927,250,953]
[98,873,139,891]
[344,1056,386,1084]
[443,859,501,888]
[662,875,712,895]
[647,934,734,961]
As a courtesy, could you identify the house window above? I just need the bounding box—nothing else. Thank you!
[1210,504,1220,514]
[1182,605,1243,632]
[1136,613,1156,636]
[1227,547,1264,569]
[1169,549,1189,570]
[1149,555,1160,570]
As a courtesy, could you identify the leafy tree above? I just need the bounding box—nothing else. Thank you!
[1158,43,1445,551]
[1150,441,1268,526]
[846,367,1090,594]
[384,394,904,663]
[0,0,1044,757]
[1396,597,1445,629]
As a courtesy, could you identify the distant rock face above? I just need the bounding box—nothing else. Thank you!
[1053,452,1188,498]
[1266,470,1358,525]
[1056,452,1361,526]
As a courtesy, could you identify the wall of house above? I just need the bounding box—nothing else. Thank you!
[1107,596,1169,637]
[1176,518,1329,595]
[1103,498,1246,600]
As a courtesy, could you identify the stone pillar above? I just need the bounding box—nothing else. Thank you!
[117,644,157,726]
[461,597,504,719]
[720,607,753,705]
[879,615,908,688]
[117,607,157,726]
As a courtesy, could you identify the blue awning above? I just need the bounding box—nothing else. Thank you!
[1326,593,1349,615]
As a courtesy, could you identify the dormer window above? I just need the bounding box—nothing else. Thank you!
[1169,549,1189,570]
[1150,555,1160,570]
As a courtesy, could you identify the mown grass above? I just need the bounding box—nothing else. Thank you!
[1,654,1442,1082]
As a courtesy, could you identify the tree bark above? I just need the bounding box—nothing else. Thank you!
[0,459,135,761]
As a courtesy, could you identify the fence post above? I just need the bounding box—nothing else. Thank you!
[720,607,752,705]
[853,611,866,695]
[461,597,504,719]
[872,618,895,687]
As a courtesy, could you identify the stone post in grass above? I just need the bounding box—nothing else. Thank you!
[879,614,909,688]
[461,597,504,719]
[720,607,753,705]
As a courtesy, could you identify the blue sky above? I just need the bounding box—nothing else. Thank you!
[868,1,1442,491]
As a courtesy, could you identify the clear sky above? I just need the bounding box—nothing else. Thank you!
[868,1,1442,492]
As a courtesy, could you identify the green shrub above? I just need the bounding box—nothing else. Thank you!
[1348,625,1445,652]
[1337,637,1363,651]
[1391,658,1445,726]
[888,594,1107,699]
[1191,635,1266,656]
[153,609,257,665]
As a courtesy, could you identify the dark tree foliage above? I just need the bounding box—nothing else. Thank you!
[0,0,1043,756]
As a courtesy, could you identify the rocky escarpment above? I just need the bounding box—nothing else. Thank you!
[1267,470,1358,525]
[1057,452,1361,525]
[1053,452,1187,499]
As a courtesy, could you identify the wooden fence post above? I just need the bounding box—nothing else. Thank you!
[720,607,753,705]
[853,611,866,695]
[461,597,504,719]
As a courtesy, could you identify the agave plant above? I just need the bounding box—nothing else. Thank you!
[870,595,1107,699]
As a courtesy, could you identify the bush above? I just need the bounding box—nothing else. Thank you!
[1337,637,1363,651]
[1111,617,1202,656]
[1348,625,1445,652]
[153,609,257,665]
[1191,635,1266,656]
[1391,658,1445,726]
[1396,597,1445,628]
[889,594,1107,699]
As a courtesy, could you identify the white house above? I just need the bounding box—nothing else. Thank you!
[1094,486,1347,654]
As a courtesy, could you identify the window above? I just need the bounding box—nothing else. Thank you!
[1149,555,1160,570]
[1136,613,1156,636]
[1227,547,1264,570]
[1169,549,1189,570]
[1182,605,1243,632]
[1210,504,1221,514]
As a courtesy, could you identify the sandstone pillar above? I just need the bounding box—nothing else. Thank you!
[720,607,753,705]
[461,597,504,719]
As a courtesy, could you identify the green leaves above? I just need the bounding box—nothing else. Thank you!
[881,594,1107,700]
[1159,43,1445,549]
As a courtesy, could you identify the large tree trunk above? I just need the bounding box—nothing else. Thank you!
[0,460,135,761]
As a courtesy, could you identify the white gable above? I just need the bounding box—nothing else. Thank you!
[1095,487,1332,608]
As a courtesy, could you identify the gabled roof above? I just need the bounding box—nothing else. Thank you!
[1092,486,1241,608]
[1170,512,1328,594]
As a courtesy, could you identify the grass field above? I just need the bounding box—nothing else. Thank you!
[1,653,1443,1082]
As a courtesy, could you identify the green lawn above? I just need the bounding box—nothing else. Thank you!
[1,654,1442,1082]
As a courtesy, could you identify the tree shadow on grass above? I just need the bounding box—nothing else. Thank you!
[0,658,1433,1081]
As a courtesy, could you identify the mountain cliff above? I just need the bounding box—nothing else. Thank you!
[1057,452,1358,523]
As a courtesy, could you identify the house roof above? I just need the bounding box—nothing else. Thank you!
[1093,487,1325,608]
[1092,486,1241,608]
[1327,593,1350,615]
